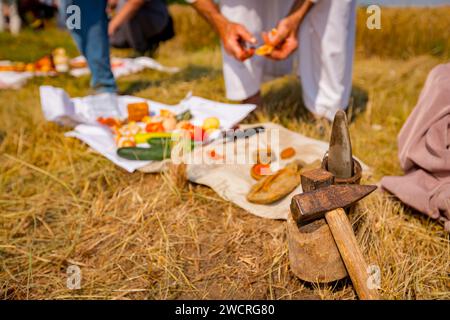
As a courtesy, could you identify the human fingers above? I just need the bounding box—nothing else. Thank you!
[267,38,298,60]
[235,24,257,45]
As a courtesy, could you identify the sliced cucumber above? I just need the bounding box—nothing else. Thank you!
[117,144,171,161]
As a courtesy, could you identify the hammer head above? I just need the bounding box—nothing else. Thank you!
[291,183,377,225]
[290,111,376,225]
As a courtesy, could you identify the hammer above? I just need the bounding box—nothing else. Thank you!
[291,172,378,300]
[290,110,379,300]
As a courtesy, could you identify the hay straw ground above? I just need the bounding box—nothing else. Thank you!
[0,5,449,299]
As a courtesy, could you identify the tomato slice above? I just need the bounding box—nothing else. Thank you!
[145,122,165,133]
[251,163,271,180]
[207,149,223,160]
[254,164,270,175]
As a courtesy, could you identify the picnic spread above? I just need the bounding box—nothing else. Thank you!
[39,85,370,219]
[37,58,449,297]
[38,83,381,300]
[0,47,179,89]
[40,86,256,172]
[40,85,380,297]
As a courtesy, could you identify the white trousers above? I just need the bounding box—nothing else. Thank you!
[220,0,356,120]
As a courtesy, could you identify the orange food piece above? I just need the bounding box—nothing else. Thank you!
[145,122,165,133]
[120,139,135,148]
[35,56,53,70]
[14,63,26,72]
[116,135,136,147]
[255,44,274,56]
[256,28,278,56]
[70,60,87,69]
[25,63,35,72]
[127,102,149,122]
[160,109,175,118]
[39,65,52,73]
[207,149,223,160]
[97,117,121,127]
[280,147,296,159]
[251,163,271,180]
[0,65,15,72]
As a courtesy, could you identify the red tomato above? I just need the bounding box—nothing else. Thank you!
[251,163,271,179]
[179,122,194,131]
[145,122,165,133]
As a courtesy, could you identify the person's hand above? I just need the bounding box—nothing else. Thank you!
[107,0,119,14]
[107,0,144,37]
[263,16,300,60]
[218,22,257,61]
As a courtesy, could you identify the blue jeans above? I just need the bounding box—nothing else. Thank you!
[60,0,117,93]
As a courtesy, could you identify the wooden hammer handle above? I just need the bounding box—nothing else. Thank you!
[325,208,379,300]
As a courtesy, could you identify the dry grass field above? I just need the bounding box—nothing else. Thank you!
[0,5,449,299]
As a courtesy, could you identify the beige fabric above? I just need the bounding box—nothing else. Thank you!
[139,123,370,219]
[381,63,450,232]
[138,123,369,220]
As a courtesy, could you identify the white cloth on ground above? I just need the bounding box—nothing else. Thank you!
[39,86,256,172]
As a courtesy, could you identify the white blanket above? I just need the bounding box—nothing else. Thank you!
[39,86,256,172]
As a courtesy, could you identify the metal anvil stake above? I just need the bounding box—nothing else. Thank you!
[287,110,379,300]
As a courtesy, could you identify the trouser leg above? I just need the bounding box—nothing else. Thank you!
[9,0,21,34]
[298,0,356,120]
[219,0,264,101]
[61,0,116,93]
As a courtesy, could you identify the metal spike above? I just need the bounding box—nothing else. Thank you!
[328,110,353,179]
